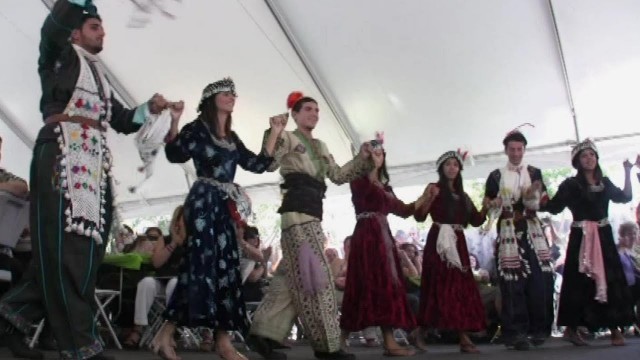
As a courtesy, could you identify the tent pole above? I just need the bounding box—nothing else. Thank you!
[547,0,580,142]
[264,0,361,154]
[0,103,34,149]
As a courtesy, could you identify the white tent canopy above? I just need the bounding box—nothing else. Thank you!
[1,0,639,219]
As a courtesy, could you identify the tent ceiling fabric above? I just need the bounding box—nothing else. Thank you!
[1,0,639,219]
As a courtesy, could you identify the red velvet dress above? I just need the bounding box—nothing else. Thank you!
[415,188,486,331]
[340,177,417,331]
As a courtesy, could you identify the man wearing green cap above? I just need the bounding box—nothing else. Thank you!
[0,1,181,359]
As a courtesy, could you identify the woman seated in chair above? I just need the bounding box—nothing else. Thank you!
[123,206,186,349]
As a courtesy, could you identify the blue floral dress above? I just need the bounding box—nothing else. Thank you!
[164,119,273,333]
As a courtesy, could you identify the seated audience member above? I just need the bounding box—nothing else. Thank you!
[123,206,186,349]
[240,226,271,303]
[618,222,640,327]
[114,224,135,253]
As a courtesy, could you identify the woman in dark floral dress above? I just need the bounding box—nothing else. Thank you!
[150,78,286,360]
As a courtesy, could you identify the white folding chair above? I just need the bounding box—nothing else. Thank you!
[139,295,167,349]
[27,319,46,349]
[94,288,122,350]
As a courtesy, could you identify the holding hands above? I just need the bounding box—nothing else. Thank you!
[269,113,288,134]
[482,196,502,210]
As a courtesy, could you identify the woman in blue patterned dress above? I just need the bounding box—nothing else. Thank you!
[150,78,286,360]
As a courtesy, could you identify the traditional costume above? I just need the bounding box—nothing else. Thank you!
[249,92,372,359]
[542,139,634,330]
[415,151,486,333]
[340,137,416,335]
[0,1,160,358]
[483,129,554,349]
[163,78,275,335]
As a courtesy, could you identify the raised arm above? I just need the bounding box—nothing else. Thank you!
[233,132,274,174]
[261,129,291,172]
[165,121,196,164]
[324,142,374,185]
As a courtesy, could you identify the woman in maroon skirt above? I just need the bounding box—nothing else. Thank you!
[340,136,428,356]
[415,150,491,353]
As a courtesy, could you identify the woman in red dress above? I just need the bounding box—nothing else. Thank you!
[415,150,491,353]
[340,137,428,356]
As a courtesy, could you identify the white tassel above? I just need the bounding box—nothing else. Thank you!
[65,226,72,232]
[60,158,67,166]
[77,222,85,234]
[61,180,68,189]
[71,223,78,231]
[100,208,106,214]
[64,192,71,200]
[61,147,68,155]
[92,229,100,239]
[60,171,66,178]
[84,228,91,237]
[64,208,71,216]
[54,126,61,134]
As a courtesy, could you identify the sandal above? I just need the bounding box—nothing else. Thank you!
[407,331,428,352]
[563,331,588,347]
[365,338,379,347]
[123,329,142,350]
[150,339,181,360]
[611,330,625,346]
[383,346,416,357]
[460,343,480,354]
[216,345,248,360]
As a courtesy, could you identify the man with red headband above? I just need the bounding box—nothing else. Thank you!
[247,92,374,360]
[483,126,554,351]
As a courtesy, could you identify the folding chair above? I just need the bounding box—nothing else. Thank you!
[139,295,167,349]
[95,288,122,349]
[27,319,45,349]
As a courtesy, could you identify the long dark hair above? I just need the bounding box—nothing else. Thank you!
[199,95,232,138]
[375,151,391,186]
[437,157,471,225]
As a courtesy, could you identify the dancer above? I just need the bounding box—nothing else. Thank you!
[340,134,427,357]
[483,126,554,350]
[541,139,634,346]
[248,91,374,360]
[0,1,179,359]
[415,150,489,353]
[150,78,285,360]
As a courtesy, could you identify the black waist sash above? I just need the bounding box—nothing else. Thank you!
[278,173,327,219]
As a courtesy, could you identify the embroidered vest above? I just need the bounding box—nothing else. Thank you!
[54,45,113,244]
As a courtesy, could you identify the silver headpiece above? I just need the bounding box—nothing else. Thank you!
[198,77,236,112]
[436,150,464,170]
